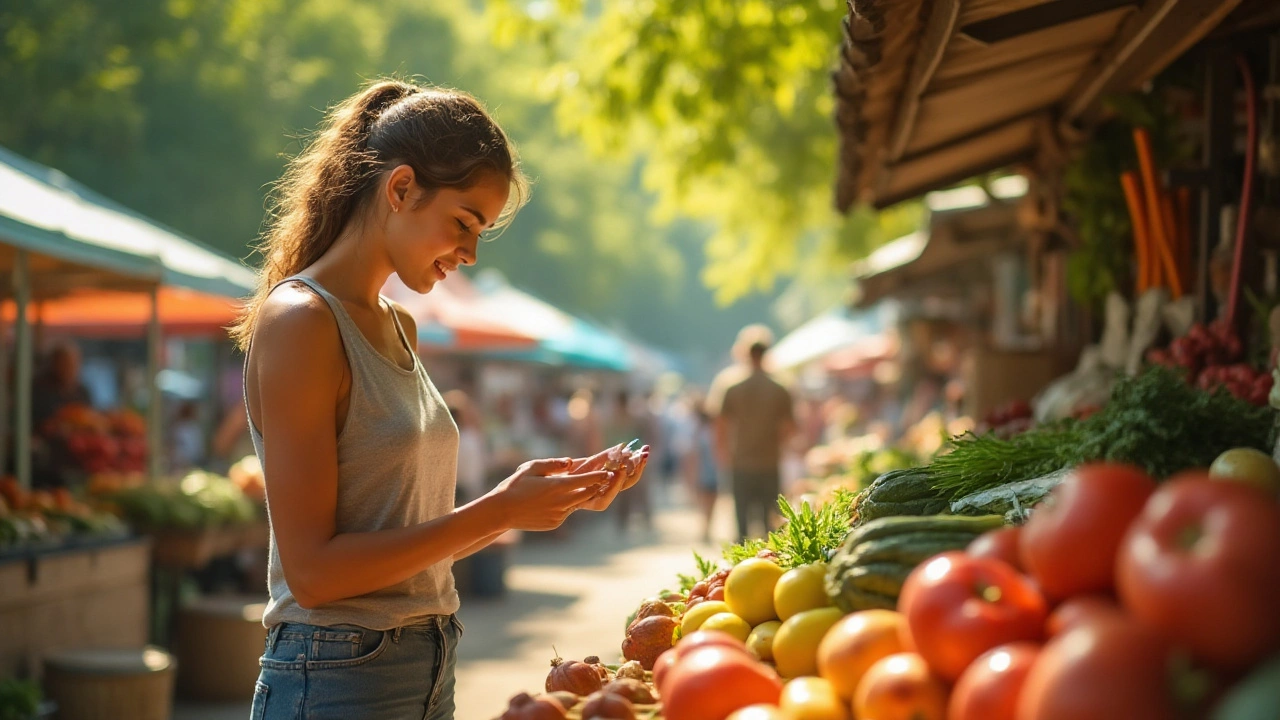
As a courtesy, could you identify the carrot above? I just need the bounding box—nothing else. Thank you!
[1176,186,1192,293]
[1133,128,1182,298]
[1121,172,1152,293]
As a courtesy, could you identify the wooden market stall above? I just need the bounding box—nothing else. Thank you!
[0,145,257,686]
[832,0,1280,417]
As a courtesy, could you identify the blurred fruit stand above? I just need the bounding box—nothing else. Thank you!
[0,144,259,685]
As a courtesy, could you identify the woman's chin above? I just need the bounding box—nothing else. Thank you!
[406,275,438,294]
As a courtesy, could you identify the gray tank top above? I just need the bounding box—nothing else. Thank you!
[248,275,460,630]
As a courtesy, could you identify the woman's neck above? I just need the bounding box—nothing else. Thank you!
[307,220,392,309]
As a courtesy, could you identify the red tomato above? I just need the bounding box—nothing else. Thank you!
[1016,614,1199,720]
[967,526,1023,569]
[1044,595,1122,638]
[658,631,752,695]
[664,646,783,720]
[1020,463,1156,600]
[1116,474,1280,670]
[898,552,1047,681]
[947,642,1039,720]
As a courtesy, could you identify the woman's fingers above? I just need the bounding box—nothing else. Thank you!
[522,457,573,475]
[567,444,623,473]
[552,469,614,496]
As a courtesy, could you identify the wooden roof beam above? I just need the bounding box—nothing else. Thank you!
[1061,0,1243,128]
[885,0,962,165]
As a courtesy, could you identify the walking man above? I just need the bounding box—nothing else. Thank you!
[707,325,794,541]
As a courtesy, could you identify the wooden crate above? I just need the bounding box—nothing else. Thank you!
[149,522,268,570]
[0,538,151,681]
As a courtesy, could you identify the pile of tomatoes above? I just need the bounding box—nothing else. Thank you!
[898,462,1280,720]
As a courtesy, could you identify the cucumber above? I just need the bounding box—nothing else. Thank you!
[847,532,985,565]
[844,562,913,597]
[849,514,1005,545]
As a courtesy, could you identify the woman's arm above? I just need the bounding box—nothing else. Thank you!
[453,529,507,561]
[251,291,609,609]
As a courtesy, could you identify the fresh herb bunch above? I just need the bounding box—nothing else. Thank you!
[721,490,856,570]
[676,551,721,594]
[929,367,1278,497]
[928,422,1085,498]
[1075,365,1277,478]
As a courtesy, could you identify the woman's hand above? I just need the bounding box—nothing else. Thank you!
[491,458,614,531]
[571,444,651,512]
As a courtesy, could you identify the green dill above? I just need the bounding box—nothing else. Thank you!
[928,366,1278,497]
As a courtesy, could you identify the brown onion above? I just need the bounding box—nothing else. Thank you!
[580,691,636,720]
[500,692,567,720]
[546,655,603,695]
[603,678,656,704]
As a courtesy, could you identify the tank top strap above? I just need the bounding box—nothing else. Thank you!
[384,296,417,362]
[274,275,361,337]
[273,275,414,377]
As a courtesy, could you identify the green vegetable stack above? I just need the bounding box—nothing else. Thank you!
[826,514,1005,612]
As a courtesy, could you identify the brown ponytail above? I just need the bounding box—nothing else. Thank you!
[230,79,527,350]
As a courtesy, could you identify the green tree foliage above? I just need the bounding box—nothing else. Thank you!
[1,1,786,367]
[483,0,921,304]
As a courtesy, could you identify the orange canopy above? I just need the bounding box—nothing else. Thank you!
[2,287,241,337]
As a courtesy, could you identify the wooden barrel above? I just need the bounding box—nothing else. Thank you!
[43,647,174,720]
[174,595,268,701]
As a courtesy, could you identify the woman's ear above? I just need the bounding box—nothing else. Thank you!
[384,164,416,212]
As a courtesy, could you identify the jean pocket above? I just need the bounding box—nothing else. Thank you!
[305,628,390,670]
[450,615,465,639]
[250,681,269,720]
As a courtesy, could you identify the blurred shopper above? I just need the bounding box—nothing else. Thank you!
[605,388,651,532]
[683,399,719,543]
[169,400,205,474]
[231,80,648,720]
[444,390,487,504]
[31,341,91,431]
[565,388,603,460]
[708,325,794,541]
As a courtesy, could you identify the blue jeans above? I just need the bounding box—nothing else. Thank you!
[250,614,463,720]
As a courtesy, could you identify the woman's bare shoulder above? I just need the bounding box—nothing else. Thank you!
[251,283,344,373]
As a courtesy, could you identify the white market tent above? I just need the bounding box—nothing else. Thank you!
[0,146,256,487]
[768,302,900,373]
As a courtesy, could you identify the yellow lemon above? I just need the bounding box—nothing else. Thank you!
[774,562,832,621]
[681,601,732,636]
[725,558,784,626]
[773,607,845,679]
[746,620,783,661]
[700,612,753,643]
[780,677,849,720]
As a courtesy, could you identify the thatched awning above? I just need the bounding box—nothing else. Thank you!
[834,0,1261,211]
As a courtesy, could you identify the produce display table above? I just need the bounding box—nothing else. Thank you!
[0,535,151,681]
[145,522,269,570]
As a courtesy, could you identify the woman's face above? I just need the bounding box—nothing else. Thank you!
[382,169,510,293]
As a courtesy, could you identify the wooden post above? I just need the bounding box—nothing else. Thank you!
[147,285,164,482]
[0,307,9,479]
[1200,47,1235,323]
[13,250,32,489]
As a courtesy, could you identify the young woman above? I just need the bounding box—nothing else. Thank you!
[231,79,649,720]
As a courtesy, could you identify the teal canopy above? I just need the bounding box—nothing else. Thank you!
[0,145,256,299]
